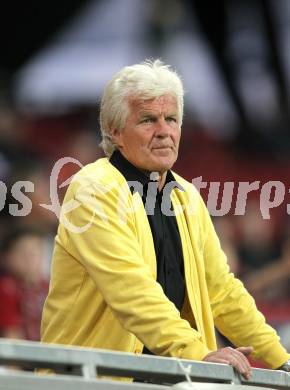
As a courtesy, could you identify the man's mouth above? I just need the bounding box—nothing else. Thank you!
[152,146,172,150]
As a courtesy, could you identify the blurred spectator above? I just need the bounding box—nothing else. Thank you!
[56,129,103,199]
[0,226,48,340]
[5,163,57,231]
[213,215,240,275]
[237,199,290,301]
[0,102,38,182]
[65,129,103,166]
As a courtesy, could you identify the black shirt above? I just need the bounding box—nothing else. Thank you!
[110,151,185,314]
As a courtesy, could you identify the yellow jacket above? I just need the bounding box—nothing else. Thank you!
[41,158,289,368]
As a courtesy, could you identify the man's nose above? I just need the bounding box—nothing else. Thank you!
[154,119,170,137]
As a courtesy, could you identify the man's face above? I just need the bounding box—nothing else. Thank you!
[112,94,181,173]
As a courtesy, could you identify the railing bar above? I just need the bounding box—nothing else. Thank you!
[0,340,288,388]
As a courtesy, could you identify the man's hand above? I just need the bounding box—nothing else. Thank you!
[203,346,253,380]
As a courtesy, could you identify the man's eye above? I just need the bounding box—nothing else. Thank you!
[141,118,154,123]
[166,117,177,123]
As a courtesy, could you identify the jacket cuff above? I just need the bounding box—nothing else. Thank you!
[260,347,290,369]
[179,341,211,361]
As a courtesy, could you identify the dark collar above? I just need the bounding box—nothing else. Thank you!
[109,150,184,192]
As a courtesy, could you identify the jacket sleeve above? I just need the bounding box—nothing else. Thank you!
[199,197,290,368]
[62,180,212,361]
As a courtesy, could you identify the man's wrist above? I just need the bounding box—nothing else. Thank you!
[277,359,290,372]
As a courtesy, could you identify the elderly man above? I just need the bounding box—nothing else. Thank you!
[41,60,290,379]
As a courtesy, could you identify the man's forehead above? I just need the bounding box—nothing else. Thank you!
[128,95,178,113]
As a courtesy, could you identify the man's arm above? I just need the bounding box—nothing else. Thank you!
[199,197,290,369]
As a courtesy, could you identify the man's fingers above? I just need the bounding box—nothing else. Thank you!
[203,347,252,380]
[204,357,229,365]
[228,354,246,376]
[229,349,252,379]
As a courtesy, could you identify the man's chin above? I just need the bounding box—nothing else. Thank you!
[147,161,175,174]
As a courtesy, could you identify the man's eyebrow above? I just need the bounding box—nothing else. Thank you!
[139,112,157,118]
[139,111,178,117]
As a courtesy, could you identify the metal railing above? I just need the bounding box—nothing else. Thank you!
[0,339,288,389]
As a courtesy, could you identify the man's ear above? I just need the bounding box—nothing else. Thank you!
[111,128,123,147]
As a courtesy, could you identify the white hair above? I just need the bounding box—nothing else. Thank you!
[99,59,184,156]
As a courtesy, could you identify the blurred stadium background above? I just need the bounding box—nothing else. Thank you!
[0,0,289,363]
